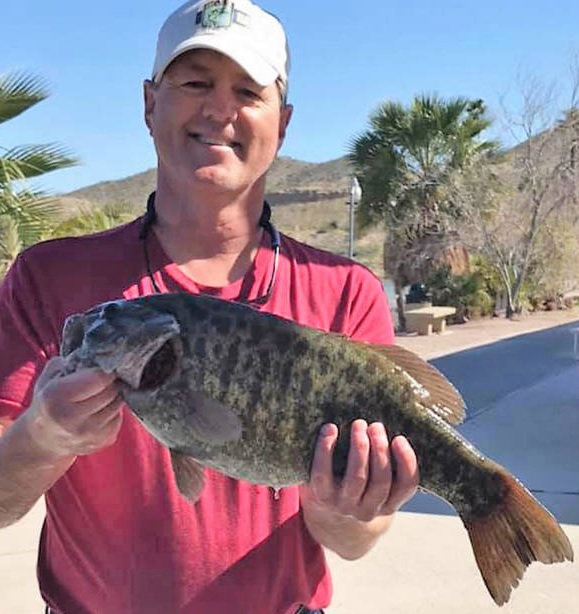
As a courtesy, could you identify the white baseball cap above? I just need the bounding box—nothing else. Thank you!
[151,0,290,88]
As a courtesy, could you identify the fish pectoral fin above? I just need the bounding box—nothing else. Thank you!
[366,343,466,425]
[170,450,205,503]
[188,392,243,443]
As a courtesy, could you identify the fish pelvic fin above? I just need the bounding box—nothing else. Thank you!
[170,450,206,503]
[463,468,573,605]
[365,343,466,425]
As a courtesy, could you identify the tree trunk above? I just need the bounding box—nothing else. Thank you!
[395,278,407,332]
[505,301,515,319]
[505,283,517,318]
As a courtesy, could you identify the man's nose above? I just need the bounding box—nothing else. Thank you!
[202,86,239,123]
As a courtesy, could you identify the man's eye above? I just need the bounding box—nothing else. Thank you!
[170,80,210,92]
[182,80,210,90]
[239,88,260,100]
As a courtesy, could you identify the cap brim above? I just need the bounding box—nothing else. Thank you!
[154,34,279,87]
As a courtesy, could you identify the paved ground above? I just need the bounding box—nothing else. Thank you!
[326,515,579,614]
[1,310,578,613]
[0,499,45,613]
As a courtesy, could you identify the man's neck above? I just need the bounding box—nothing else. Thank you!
[151,184,266,287]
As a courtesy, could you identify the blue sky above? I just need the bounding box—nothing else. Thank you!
[2,0,579,195]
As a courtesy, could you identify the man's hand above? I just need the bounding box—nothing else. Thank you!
[299,419,419,559]
[23,356,124,460]
[0,357,124,528]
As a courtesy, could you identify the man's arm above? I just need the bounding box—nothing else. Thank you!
[0,417,76,528]
[300,420,419,560]
[0,358,123,529]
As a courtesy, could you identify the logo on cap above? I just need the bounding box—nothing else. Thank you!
[197,0,234,29]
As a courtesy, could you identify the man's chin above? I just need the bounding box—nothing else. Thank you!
[177,166,247,195]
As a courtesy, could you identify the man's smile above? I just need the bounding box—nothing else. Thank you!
[190,133,241,150]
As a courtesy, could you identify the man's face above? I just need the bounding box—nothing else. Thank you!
[144,49,292,197]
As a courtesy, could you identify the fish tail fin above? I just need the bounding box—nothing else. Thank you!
[463,469,573,606]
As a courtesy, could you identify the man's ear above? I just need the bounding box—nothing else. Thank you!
[277,104,293,153]
[143,80,156,136]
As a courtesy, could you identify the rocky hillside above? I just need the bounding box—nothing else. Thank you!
[58,155,386,276]
[65,156,353,210]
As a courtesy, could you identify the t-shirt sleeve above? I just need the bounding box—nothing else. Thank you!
[335,266,396,345]
[0,254,57,421]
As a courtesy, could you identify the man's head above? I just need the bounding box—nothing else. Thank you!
[152,0,290,103]
[144,0,293,201]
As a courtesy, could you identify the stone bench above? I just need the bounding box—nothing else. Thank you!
[404,305,457,336]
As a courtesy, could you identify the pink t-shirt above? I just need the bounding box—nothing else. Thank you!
[0,218,394,614]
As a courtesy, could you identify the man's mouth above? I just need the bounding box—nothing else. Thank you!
[191,134,240,150]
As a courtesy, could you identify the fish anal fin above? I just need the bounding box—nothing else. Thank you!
[463,469,573,605]
[358,342,466,426]
[170,450,206,503]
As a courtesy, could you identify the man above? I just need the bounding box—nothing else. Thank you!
[0,1,419,612]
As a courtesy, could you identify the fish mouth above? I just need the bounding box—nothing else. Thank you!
[137,337,181,390]
[112,331,182,391]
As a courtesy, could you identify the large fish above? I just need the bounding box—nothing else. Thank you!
[60,293,573,606]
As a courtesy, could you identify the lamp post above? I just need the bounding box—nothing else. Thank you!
[348,176,362,259]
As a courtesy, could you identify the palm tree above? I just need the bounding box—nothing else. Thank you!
[349,94,496,330]
[49,202,138,239]
[0,71,78,275]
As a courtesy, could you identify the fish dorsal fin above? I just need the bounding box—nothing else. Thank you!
[362,342,466,425]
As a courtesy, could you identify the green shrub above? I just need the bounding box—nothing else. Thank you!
[425,266,494,321]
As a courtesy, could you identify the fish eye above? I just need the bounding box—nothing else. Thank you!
[85,320,116,343]
[102,303,120,319]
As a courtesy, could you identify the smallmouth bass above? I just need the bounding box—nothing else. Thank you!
[61,293,574,606]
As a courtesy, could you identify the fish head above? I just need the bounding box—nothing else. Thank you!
[61,299,182,390]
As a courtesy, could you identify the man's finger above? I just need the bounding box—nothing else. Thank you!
[43,368,118,404]
[77,390,124,425]
[382,435,419,513]
[309,423,338,501]
[92,405,124,444]
[36,357,68,387]
[360,422,392,511]
[341,419,370,502]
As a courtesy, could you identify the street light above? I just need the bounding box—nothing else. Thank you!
[348,176,362,259]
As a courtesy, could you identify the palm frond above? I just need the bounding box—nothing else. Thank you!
[0,70,80,266]
[0,72,49,125]
[0,215,23,276]
[50,202,136,238]
[0,155,28,185]
[0,143,78,185]
[0,188,65,246]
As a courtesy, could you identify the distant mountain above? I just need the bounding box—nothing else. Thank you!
[64,155,354,211]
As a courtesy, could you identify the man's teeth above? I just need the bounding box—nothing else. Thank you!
[196,136,232,147]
